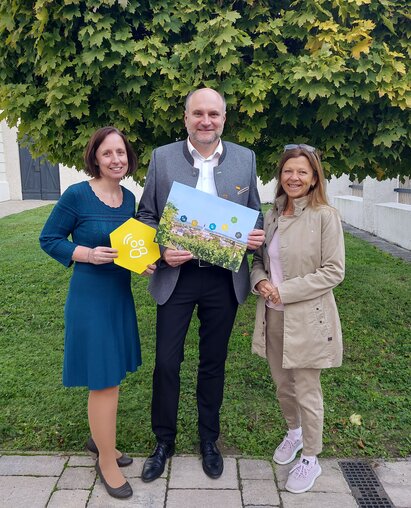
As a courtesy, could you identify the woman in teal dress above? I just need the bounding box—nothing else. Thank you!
[40,127,155,500]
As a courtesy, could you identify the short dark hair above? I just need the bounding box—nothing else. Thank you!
[83,126,137,178]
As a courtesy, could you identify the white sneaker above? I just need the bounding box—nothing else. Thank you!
[285,457,322,493]
[273,435,303,465]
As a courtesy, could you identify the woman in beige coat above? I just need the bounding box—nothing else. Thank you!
[251,144,345,494]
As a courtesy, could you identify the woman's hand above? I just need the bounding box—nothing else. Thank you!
[88,246,118,264]
[255,280,282,304]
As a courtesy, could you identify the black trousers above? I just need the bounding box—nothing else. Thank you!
[151,262,238,444]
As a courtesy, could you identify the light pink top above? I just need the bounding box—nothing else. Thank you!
[266,229,285,311]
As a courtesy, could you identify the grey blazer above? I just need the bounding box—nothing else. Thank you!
[137,140,263,305]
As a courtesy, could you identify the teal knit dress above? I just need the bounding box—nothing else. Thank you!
[39,181,141,390]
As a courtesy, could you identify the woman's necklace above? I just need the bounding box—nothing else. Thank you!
[104,191,122,207]
[89,180,123,208]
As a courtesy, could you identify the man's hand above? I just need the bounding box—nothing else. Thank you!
[142,263,157,276]
[247,229,265,250]
[163,248,193,267]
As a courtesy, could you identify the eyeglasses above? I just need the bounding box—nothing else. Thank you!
[284,144,316,153]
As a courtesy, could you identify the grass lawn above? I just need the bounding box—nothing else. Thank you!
[0,205,410,459]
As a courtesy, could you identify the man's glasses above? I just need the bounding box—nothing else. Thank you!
[284,144,316,153]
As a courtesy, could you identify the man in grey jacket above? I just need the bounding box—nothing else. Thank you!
[137,88,264,481]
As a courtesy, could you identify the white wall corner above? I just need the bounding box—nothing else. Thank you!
[374,202,411,250]
[363,177,397,234]
[327,174,351,202]
[333,195,364,230]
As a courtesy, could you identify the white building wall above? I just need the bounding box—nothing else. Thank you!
[327,174,352,198]
[375,203,411,250]
[330,175,411,249]
[1,120,22,200]
[0,121,9,201]
[257,177,275,203]
[333,196,364,230]
[362,177,397,234]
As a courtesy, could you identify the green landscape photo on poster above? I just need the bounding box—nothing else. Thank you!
[155,182,259,272]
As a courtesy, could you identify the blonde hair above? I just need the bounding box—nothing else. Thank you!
[275,147,329,207]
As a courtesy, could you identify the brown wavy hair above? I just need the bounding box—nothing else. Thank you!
[83,126,137,178]
[275,146,329,207]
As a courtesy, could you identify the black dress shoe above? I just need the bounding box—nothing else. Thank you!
[141,442,175,482]
[200,441,223,479]
[95,459,133,499]
[86,437,133,467]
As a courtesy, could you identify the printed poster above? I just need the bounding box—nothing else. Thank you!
[155,182,259,272]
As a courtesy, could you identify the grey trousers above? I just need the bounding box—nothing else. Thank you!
[266,308,324,456]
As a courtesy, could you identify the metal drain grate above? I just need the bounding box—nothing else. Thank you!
[339,460,395,507]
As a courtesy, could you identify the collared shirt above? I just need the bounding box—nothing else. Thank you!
[187,137,222,196]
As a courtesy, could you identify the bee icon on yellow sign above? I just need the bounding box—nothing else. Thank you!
[110,218,160,274]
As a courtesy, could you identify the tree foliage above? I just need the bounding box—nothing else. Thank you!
[0,0,410,182]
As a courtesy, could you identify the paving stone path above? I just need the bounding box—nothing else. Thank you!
[342,222,411,262]
[0,453,410,507]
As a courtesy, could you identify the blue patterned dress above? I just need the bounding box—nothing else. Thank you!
[39,181,141,390]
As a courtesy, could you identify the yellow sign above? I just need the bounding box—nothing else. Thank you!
[110,218,160,274]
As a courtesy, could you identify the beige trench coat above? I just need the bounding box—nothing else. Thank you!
[250,194,345,369]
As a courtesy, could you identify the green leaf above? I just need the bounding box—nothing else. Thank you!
[373,127,407,148]
[223,11,241,23]
[380,15,396,35]
[216,54,239,74]
[214,26,239,45]
[89,30,106,47]
[317,103,339,128]
[70,102,89,119]
[299,82,331,101]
